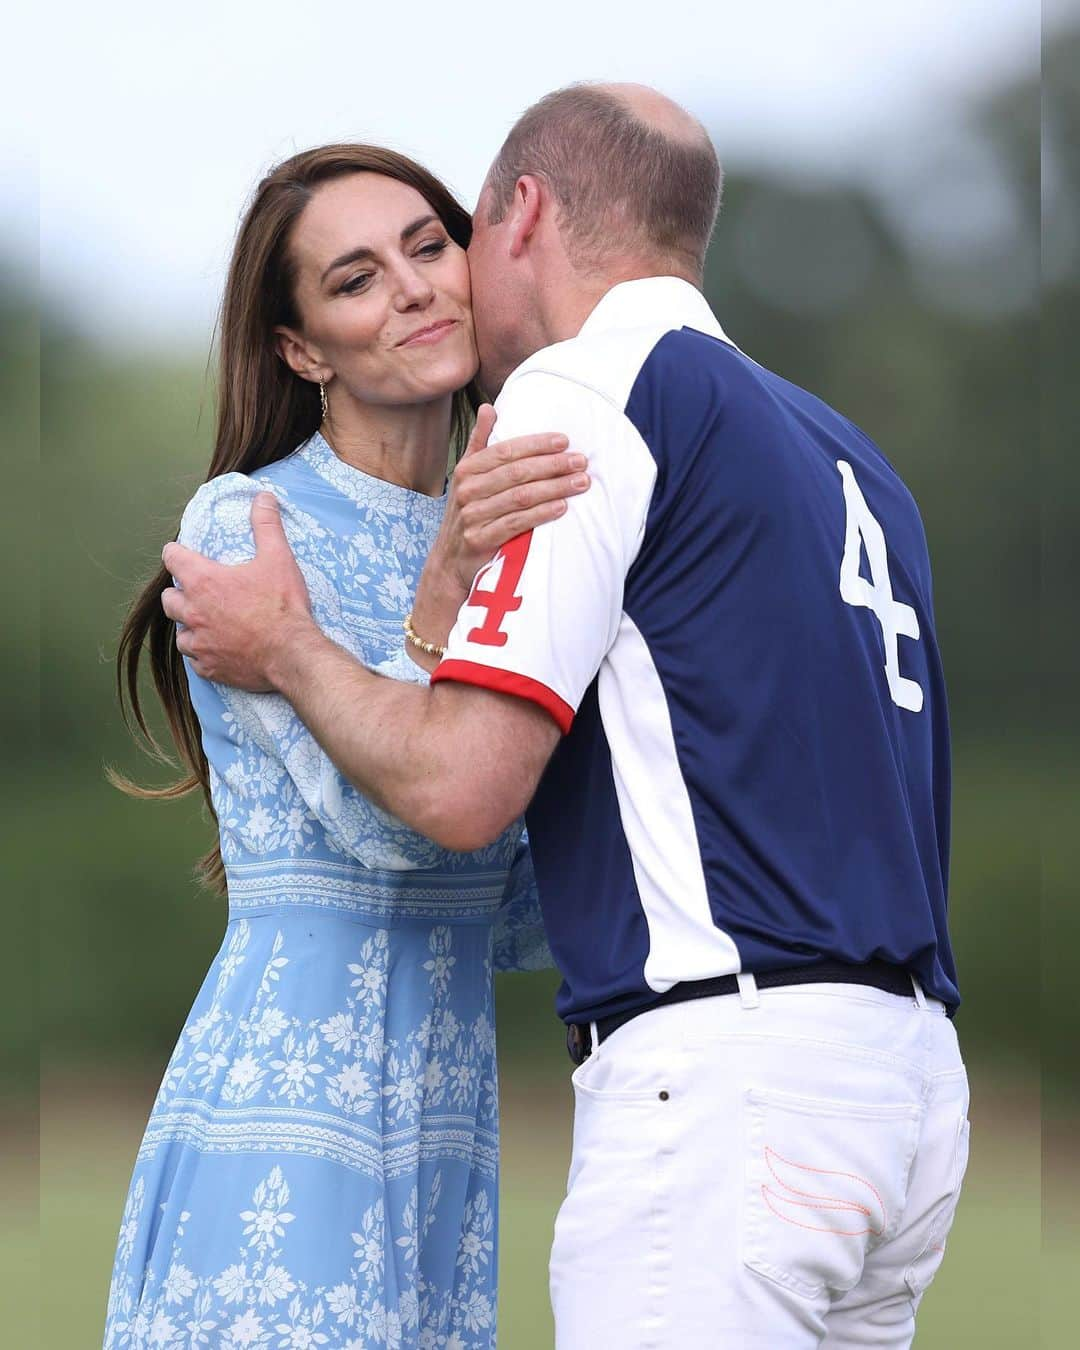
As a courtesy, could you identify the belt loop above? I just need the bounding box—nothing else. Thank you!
[737,972,760,1010]
[910,974,928,1010]
[588,1020,601,1057]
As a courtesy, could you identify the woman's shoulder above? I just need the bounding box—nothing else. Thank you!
[177,445,318,554]
[177,470,283,558]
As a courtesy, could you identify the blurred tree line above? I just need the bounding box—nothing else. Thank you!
[15,33,1072,1101]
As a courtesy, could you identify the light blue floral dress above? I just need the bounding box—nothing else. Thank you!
[103,432,551,1350]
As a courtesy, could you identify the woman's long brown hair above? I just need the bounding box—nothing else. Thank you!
[113,145,477,892]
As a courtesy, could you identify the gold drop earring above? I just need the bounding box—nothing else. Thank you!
[319,380,328,423]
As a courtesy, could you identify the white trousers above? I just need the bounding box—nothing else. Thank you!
[549,981,969,1349]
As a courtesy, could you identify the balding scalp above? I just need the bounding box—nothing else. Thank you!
[486,83,722,278]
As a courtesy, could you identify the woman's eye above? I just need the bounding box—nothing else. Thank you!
[417,240,448,259]
[340,273,373,294]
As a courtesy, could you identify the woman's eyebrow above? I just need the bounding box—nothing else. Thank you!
[320,214,440,284]
[400,212,438,242]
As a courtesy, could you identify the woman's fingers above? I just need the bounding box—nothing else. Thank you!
[488,431,570,463]
[462,404,498,457]
[462,474,591,553]
[467,500,573,553]
[456,436,582,502]
[486,432,572,473]
[482,472,591,516]
[446,422,590,560]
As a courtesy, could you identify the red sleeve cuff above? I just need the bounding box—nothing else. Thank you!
[431,659,575,735]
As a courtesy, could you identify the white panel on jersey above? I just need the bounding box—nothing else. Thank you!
[599,613,742,991]
[439,369,659,723]
[511,277,738,420]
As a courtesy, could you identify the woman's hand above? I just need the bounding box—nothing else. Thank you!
[405,405,591,670]
[439,404,590,592]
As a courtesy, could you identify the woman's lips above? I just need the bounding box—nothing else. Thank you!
[397,319,458,348]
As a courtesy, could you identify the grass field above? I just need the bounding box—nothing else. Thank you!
[21,1058,1058,1348]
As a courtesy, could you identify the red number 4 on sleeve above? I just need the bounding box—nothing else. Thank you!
[466,532,533,648]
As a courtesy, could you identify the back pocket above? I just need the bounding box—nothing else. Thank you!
[904,1113,971,1300]
[742,1087,922,1300]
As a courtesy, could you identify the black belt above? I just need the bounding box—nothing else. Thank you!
[566,959,950,1065]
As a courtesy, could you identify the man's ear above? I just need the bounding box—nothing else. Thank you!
[507,174,545,259]
[274,326,331,384]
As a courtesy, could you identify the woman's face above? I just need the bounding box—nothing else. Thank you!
[280,173,478,407]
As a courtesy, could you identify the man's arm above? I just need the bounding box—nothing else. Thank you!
[163,491,560,849]
[163,376,641,848]
[162,415,575,848]
[262,622,560,851]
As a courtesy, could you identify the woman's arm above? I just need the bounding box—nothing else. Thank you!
[493,834,555,973]
[401,405,590,673]
[176,473,447,869]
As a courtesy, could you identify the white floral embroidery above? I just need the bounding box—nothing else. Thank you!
[106,439,554,1350]
[163,1262,198,1304]
[240,1167,296,1252]
[115,1176,144,1267]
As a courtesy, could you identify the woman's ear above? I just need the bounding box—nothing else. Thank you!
[274,325,330,384]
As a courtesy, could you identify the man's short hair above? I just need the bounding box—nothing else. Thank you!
[485,84,722,277]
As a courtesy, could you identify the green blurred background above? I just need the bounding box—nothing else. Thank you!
[11,25,1074,1349]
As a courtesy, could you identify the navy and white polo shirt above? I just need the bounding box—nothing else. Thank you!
[432,276,959,1022]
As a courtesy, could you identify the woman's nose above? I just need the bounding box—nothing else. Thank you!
[392,261,436,311]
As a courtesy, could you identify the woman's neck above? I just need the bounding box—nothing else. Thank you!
[321,394,453,497]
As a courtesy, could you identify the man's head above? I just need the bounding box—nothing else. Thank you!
[468,82,722,394]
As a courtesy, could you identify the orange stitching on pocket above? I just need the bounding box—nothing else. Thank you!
[762,1146,886,1237]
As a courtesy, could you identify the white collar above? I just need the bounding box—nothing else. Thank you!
[578,276,737,349]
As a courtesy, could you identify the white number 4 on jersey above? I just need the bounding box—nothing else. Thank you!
[836,460,924,713]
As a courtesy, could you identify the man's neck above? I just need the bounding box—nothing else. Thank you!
[538,263,699,348]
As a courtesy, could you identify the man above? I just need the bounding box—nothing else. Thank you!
[165,84,968,1348]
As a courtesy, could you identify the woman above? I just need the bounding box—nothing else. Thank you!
[104,145,588,1350]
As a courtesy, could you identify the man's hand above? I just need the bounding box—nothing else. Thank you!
[161,493,314,691]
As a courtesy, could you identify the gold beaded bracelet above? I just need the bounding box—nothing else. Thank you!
[403,612,447,658]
